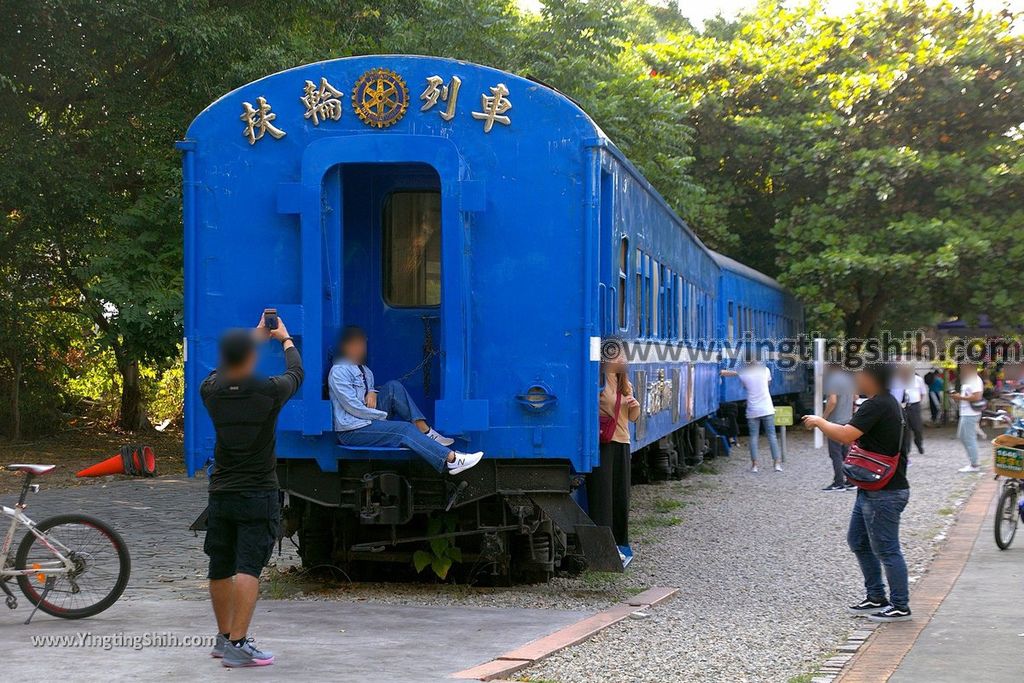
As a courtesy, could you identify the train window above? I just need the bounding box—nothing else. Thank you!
[676,275,683,340]
[689,284,698,340]
[635,249,642,333]
[618,238,628,330]
[665,269,671,339]
[645,254,653,337]
[383,190,441,307]
[652,260,660,338]
[727,301,734,341]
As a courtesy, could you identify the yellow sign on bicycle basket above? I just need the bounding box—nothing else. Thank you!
[993,434,1024,478]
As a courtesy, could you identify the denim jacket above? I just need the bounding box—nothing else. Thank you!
[328,360,387,431]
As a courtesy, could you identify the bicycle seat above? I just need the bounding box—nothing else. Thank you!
[7,464,57,476]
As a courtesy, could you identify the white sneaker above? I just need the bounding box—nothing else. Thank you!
[425,427,455,447]
[774,463,783,472]
[447,451,483,475]
[958,465,981,473]
[751,464,759,473]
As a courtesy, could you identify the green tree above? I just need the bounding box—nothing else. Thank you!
[646,0,1024,335]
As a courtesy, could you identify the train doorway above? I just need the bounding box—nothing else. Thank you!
[335,163,443,425]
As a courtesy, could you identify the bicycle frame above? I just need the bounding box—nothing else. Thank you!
[0,480,75,580]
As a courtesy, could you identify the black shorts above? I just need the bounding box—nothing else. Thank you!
[204,490,280,580]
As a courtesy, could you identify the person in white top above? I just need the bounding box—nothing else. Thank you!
[898,366,927,456]
[721,358,780,473]
[950,363,984,472]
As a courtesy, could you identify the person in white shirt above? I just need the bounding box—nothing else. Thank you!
[899,366,927,456]
[950,363,984,472]
[721,358,780,473]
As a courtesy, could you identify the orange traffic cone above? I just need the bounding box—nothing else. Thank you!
[76,453,127,478]
[77,445,157,478]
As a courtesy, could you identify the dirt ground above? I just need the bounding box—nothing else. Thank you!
[0,428,186,495]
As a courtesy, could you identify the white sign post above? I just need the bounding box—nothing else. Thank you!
[813,337,825,449]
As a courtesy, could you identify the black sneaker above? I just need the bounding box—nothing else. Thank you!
[845,484,858,491]
[869,605,912,622]
[822,483,846,491]
[848,597,889,615]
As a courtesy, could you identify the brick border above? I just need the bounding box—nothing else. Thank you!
[834,474,999,683]
[450,586,678,680]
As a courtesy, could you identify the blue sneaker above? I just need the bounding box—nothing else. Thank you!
[222,638,275,667]
[210,634,229,658]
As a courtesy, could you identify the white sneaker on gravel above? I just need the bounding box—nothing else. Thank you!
[750,464,759,473]
[447,451,483,475]
[958,465,981,473]
[774,463,783,472]
[425,427,455,447]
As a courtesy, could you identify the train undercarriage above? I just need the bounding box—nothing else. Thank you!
[277,421,727,584]
[277,458,622,584]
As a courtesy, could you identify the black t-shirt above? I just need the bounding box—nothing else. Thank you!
[848,392,908,490]
[201,346,304,492]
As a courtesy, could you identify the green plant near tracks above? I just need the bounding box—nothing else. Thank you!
[413,513,463,580]
[653,497,684,513]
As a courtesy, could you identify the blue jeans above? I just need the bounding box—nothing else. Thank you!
[747,414,780,463]
[337,420,451,473]
[957,414,980,466]
[848,488,910,609]
[376,380,426,423]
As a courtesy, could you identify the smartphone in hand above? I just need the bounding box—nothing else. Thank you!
[263,308,279,331]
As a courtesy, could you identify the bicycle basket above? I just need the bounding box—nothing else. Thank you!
[993,434,1024,479]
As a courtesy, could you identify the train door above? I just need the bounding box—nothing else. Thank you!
[337,163,443,424]
[598,167,616,335]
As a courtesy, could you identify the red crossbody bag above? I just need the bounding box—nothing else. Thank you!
[599,390,622,444]
[842,403,905,490]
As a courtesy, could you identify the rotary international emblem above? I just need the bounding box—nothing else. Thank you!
[352,68,409,128]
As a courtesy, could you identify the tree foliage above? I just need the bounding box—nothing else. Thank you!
[645,0,1024,335]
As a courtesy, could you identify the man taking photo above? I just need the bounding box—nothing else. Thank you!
[200,314,303,667]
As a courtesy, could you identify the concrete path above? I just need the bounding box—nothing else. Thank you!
[889,489,1024,682]
[0,598,591,682]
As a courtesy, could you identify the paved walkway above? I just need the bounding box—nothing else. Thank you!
[890,486,1024,682]
[0,599,591,682]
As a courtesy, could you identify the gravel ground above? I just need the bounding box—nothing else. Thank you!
[520,424,986,683]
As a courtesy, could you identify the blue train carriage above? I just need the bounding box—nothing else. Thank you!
[595,153,723,482]
[712,252,806,411]
[179,55,680,581]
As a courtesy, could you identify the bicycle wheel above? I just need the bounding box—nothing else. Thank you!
[994,485,1019,550]
[15,514,131,619]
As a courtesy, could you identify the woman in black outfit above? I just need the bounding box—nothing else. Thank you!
[803,363,911,622]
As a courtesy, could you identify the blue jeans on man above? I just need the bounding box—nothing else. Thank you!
[375,380,426,423]
[336,381,450,473]
[747,414,780,464]
[847,488,911,609]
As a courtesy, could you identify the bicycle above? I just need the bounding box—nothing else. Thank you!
[1,464,131,624]
[993,403,1024,550]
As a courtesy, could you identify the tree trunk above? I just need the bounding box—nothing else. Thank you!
[10,358,21,441]
[115,353,151,432]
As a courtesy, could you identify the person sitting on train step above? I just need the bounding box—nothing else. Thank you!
[720,354,781,473]
[328,325,482,475]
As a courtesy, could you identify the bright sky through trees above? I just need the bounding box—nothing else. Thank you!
[517,0,1022,26]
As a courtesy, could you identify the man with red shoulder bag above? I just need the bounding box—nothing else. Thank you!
[803,362,911,623]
